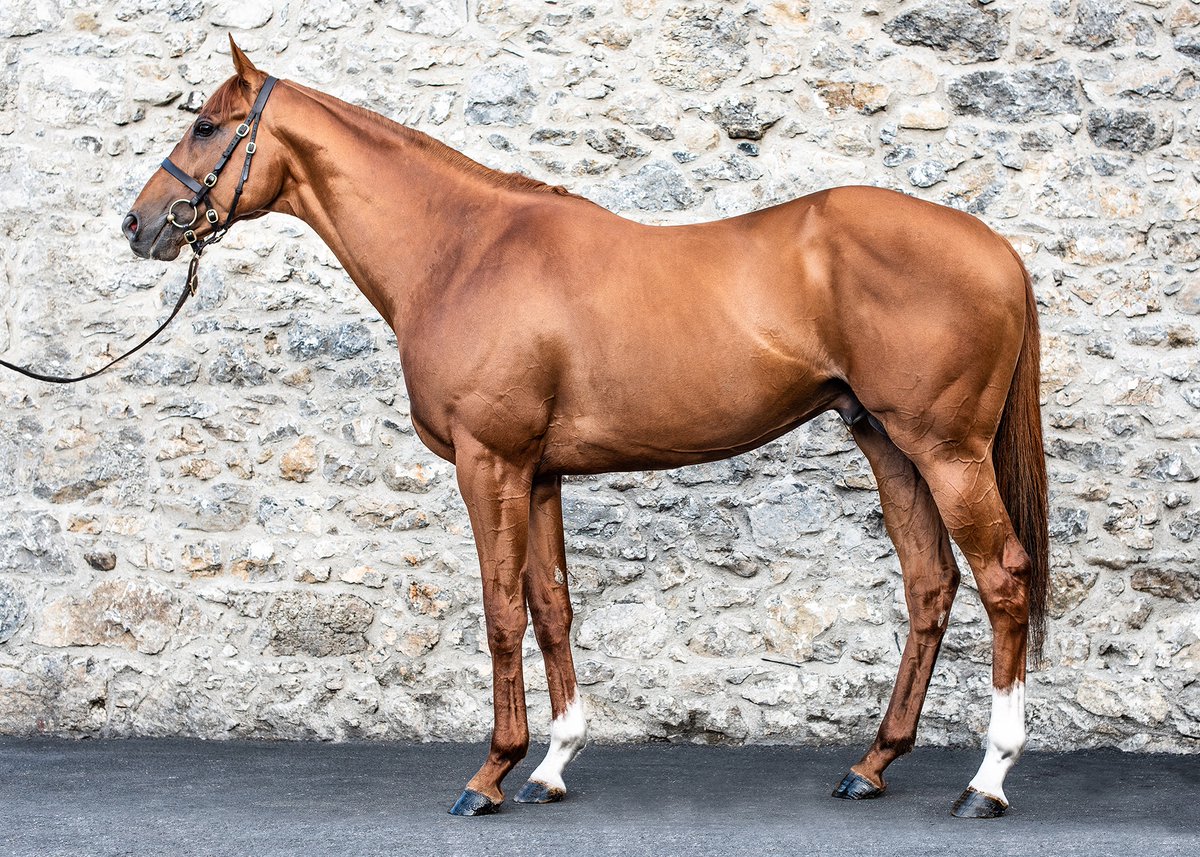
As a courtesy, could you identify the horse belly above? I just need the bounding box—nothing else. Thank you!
[540,351,842,475]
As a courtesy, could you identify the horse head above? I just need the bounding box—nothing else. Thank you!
[123,37,286,261]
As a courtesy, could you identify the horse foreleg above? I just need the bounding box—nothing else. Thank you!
[514,474,587,804]
[833,422,960,800]
[448,440,535,817]
[916,454,1030,819]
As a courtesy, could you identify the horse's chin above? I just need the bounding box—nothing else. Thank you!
[149,229,184,262]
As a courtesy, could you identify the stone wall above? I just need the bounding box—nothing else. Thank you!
[0,1,1197,753]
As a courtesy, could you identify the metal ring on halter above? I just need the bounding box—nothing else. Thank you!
[167,198,199,228]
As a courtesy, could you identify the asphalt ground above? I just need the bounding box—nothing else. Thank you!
[0,738,1195,856]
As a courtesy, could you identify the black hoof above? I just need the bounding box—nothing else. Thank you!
[951,787,1008,818]
[514,779,565,804]
[449,788,500,816]
[832,771,885,800]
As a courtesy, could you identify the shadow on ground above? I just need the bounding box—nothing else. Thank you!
[0,739,1195,856]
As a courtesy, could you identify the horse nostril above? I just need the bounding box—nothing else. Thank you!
[122,212,139,240]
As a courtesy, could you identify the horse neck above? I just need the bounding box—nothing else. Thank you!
[268,83,508,332]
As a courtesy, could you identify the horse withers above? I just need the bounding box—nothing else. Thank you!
[125,40,1049,819]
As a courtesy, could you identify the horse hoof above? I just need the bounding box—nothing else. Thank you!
[514,780,565,804]
[448,789,500,816]
[832,771,885,800]
[951,787,1007,819]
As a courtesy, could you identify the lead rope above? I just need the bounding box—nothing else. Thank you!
[0,252,202,385]
[0,76,277,386]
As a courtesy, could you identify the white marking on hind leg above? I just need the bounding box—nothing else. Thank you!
[967,681,1025,805]
[528,695,587,793]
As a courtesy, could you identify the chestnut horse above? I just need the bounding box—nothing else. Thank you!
[125,42,1048,819]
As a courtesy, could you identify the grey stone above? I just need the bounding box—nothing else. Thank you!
[121,355,199,387]
[883,1,1009,64]
[1046,438,1124,471]
[1049,507,1089,544]
[652,4,749,92]
[748,481,837,549]
[906,160,947,188]
[692,154,763,183]
[948,60,1080,123]
[287,320,376,361]
[589,161,702,212]
[0,0,61,37]
[208,344,269,386]
[1134,452,1197,483]
[1130,568,1200,603]
[267,592,374,657]
[563,495,626,537]
[1086,109,1173,153]
[584,129,648,160]
[710,98,781,141]
[84,550,117,572]
[209,0,273,30]
[180,484,255,532]
[34,427,148,504]
[530,129,577,146]
[465,64,537,127]
[0,581,27,643]
[1065,0,1126,51]
[1177,34,1200,60]
[1169,510,1200,543]
[385,1,465,37]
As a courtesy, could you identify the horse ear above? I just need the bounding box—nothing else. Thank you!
[228,35,261,84]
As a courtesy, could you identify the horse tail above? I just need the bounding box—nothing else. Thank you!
[992,241,1049,663]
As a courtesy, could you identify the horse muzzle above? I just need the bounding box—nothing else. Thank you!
[123,209,183,261]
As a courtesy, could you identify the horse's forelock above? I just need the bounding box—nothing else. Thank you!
[199,75,252,121]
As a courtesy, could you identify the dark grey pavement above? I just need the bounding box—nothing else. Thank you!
[0,738,1195,857]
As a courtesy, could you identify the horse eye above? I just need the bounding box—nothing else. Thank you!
[194,120,216,138]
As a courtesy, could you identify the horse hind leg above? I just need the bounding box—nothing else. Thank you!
[833,421,960,800]
[514,475,588,804]
[912,451,1031,819]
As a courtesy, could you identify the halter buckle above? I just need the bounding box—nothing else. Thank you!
[183,229,197,244]
[203,172,218,187]
[245,141,256,154]
[167,198,199,228]
[206,208,219,224]
[235,123,250,138]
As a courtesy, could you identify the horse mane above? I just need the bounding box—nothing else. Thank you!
[204,75,584,201]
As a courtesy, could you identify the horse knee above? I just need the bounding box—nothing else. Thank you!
[485,614,528,654]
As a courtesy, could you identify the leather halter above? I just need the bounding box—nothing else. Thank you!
[0,76,278,385]
[161,75,278,252]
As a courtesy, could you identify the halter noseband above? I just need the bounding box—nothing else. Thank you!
[161,75,278,256]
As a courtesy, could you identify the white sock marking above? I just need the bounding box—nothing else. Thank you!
[528,695,587,793]
[967,681,1025,805]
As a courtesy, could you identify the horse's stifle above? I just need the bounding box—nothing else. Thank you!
[125,39,1049,819]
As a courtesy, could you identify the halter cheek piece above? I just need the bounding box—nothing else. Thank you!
[0,76,278,385]
[161,74,278,256]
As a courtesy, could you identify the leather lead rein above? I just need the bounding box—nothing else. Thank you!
[0,76,278,385]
